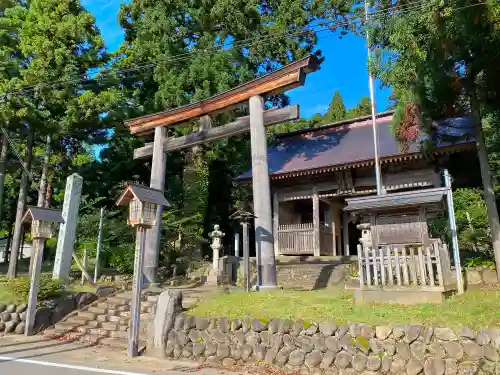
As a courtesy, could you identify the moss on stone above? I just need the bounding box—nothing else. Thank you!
[356,336,370,350]
[303,321,312,329]
[461,361,476,367]
[257,317,269,325]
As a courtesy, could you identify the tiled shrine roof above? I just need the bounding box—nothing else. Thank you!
[237,112,475,181]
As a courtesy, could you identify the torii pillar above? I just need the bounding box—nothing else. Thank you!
[249,95,277,288]
[125,55,319,289]
[144,127,167,285]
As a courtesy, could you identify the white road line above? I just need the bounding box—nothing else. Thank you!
[0,355,153,375]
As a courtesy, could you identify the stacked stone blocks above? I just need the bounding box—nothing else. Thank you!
[165,315,500,375]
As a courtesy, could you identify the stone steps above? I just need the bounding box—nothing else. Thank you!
[43,285,216,350]
[43,290,154,349]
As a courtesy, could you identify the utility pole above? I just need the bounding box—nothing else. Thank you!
[364,0,384,196]
[444,169,464,294]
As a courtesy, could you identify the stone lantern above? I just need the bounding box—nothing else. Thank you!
[21,206,64,336]
[207,224,225,285]
[116,183,170,357]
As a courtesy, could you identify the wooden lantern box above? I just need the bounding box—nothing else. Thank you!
[21,206,64,239]
[116,183,171,229]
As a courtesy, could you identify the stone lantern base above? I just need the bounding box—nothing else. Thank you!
[206,273,223,285]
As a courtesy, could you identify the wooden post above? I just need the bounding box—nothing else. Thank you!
[249,95,276,289]
[81,247,88,285]
[129,227,146,357]
[330,204,337,256]
[234,233,240,257]
[273,191,280,256]
[25,238,44,336]
[144,127,167,285]
[94,207,104,284]
[343,210,350,256]
[312,186,320,256]
[242,221,250,292]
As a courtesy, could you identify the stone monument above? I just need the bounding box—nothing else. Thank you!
[53,173,83,281]
[207,224,225,285]
[147,289,183,358]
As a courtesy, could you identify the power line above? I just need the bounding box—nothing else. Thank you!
[0,0,487,114]
[0,0,464,101]
[0,1,488,176]
[0,126,35,182]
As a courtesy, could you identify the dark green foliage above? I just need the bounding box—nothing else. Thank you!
[323,90,346,123]
[345,96,372,119]
[429,188,491,255]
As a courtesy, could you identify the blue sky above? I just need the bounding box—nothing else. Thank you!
[82,0,391,120]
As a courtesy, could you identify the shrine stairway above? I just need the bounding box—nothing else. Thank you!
[42,285,216,350]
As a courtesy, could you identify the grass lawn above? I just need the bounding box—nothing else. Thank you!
[0,284,25,304]
[189,287,500,329]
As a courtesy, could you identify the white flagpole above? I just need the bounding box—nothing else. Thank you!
[365,0,384,195]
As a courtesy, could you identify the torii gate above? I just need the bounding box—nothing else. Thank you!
[126,55,319,289]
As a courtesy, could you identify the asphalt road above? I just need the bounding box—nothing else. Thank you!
[0,357,158,375]
[0,335,239,375]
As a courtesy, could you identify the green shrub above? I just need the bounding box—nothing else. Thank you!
[108,246,135,274]
[0,275,65,303]
[465,256,495,270]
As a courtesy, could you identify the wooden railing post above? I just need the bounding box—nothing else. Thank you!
[312,186,320,256]
[357,244,364,288]
[343,210,350,256]
[273,191,279,256]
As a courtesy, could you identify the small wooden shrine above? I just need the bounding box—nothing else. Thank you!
[344,188,456,304]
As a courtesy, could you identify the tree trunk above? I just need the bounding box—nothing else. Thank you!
[3,216,14,265]
[0,132,9,223]
[29,134,51,278]
[44,183,52,208]
[37,134,51,207]
[470,90,500,281]
[7,126,34,278]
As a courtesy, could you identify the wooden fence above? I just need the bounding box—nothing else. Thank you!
[320,225,334,255]
[277,223,314,254]
[357,244,454,290]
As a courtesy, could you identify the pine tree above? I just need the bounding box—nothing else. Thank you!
[369,0,500,278]
[7,0,115,276]
[116,0,351,260]
[324,90,346,123]
[346,96,372,119]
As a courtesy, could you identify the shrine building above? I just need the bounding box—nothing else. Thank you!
[237,111,479,258]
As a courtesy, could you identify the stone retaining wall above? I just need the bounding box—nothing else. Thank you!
[165,315,500,374]
[0,292,98,336]
[464,267,497,286]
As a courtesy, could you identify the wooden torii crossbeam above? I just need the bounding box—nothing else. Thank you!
[127,55,320,288]
[133,105,299,159]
